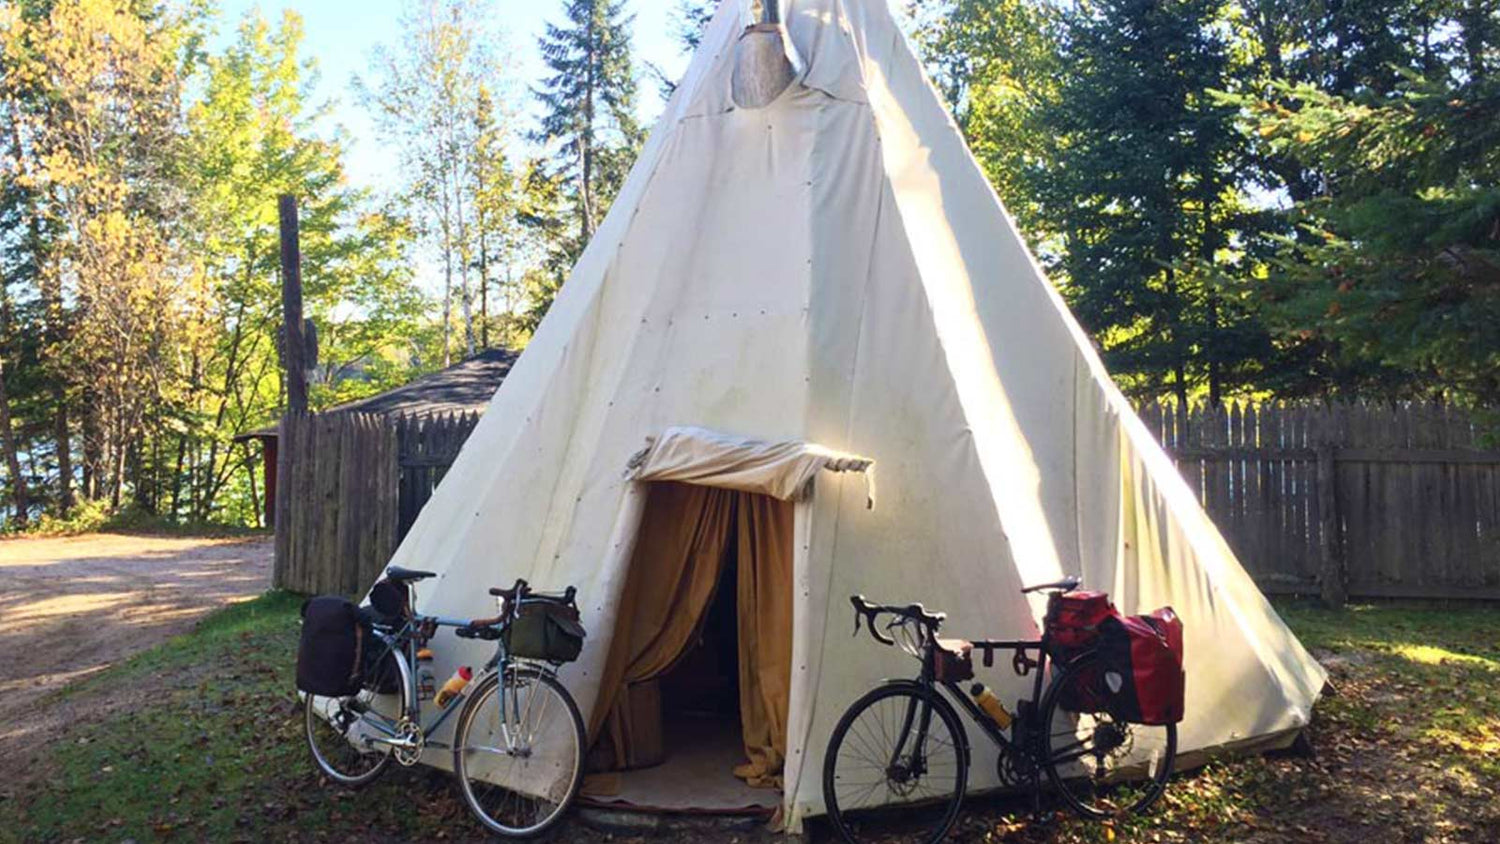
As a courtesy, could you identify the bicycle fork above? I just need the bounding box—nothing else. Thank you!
[889,694,937,782]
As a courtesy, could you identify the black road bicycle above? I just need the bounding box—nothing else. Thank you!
[304,570,586,838]
[822,577,1177,843]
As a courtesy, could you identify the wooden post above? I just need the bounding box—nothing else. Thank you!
[274,194,305,570]
[1316,423,1345,608]
[262,435,278,530]
[278,194,308,415]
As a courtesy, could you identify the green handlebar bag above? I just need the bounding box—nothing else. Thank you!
[506,602,587,663]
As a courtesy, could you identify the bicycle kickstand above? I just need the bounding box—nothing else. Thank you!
[1027,770,1045,822]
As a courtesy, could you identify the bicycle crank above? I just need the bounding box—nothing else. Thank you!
[366,718,425,766]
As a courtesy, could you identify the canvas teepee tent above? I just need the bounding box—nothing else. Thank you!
[387,0,1326,827]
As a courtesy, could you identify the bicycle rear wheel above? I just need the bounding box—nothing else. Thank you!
[452,665,585,838]
[304,675,408,787]
[1040,655,1176,818]
[822,683,969,844]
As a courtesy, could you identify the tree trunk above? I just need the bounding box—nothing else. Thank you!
[478,213,490,349]
[0,355,29,529]
[34,232,72,514]
[0,286,29,528]
[441,208,454,368]
[580,11,598,242]
[170,432,186,520]
[451,121,477,358]
[82,398,99,500]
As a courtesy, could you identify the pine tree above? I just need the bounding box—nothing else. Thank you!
[647,0,713,100]
[1036,0,1268,406]
[533,0,640,248]
[1230,3,1500,403]
[911,0,1061,239]
[471,84,522,349]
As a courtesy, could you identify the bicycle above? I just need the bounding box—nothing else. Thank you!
[303,567,587,838]
[821,577,1177,843]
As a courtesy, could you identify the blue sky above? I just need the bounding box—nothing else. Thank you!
[215,0,692,195]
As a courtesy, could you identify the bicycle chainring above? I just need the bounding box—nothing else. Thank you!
[995,747,1037,789]
[392,718,423,767]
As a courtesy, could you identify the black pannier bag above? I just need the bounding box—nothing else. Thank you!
[505,602,586,663]
[297,596,366,697]
[1096,608,1185,725]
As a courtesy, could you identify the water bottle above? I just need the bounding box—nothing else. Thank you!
[970,682,1013,729]
[436,666,473,708]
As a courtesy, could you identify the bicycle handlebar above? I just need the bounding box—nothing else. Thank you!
[487,578,577,606]
[850,595,945,647]
[455,578,577,640]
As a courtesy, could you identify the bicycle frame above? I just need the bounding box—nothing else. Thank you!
[350,613,478,751]
[348,607,562,760]
[932,639,1051,758]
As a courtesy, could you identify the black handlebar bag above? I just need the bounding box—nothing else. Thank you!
[297,596,366,697]
[1097,608,1185,725]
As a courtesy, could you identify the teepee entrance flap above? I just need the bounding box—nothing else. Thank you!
[625,426,875,506]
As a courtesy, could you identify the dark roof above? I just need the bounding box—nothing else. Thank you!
[236,348,516,440]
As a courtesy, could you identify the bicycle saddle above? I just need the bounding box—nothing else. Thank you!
[385,565,437,582]
[1020,575,1081,594]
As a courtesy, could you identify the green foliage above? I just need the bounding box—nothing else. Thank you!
[1230,69,1500,403]
[357,0,515,366]
[910,0,1060,239]
[1031,0,1273,404]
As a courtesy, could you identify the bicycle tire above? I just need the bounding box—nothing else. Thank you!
[1040,654,1176,818]
[452,665,585,838]
[304,659,409,788]
[822,682,970,844]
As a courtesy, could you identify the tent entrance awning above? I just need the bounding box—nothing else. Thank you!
[624,426,875,507]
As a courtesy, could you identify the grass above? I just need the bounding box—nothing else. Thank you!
[3,598,1498,842]
[1,500,268,539]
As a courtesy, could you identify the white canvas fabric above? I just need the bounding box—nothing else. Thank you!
[625,425,874,503]
[385,0,1326,826]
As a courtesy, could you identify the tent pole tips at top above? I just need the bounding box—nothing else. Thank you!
[731,0,797,109]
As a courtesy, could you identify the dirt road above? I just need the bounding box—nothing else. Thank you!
[0,533,271,762]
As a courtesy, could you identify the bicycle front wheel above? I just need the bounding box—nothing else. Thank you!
[1040,655,1176,818]
[822,683,969,844]
[452,665,585,838]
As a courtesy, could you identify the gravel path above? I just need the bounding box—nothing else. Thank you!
[0,533,271,762]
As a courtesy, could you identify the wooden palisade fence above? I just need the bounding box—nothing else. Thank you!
[275,402,1500,604]
[1141,402,1500,605]
[395,412,481,538]
[273,410,478,595]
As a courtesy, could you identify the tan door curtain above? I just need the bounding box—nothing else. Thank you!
[591,481,793,788]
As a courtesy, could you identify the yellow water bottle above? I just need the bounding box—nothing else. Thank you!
[436,666,472,708]
[970,682,1013,729]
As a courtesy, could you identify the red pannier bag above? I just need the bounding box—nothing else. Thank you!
[1097,608,1185,725]
[1043,590,1117,657]
[1045,591,1119,713]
